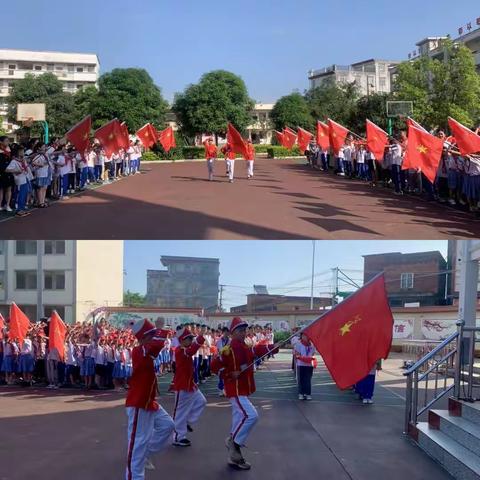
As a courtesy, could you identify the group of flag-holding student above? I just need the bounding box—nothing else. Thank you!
[277,117,480,212]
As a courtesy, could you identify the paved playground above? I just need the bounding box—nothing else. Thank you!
[0,351,451,480]
[1,158,479,240]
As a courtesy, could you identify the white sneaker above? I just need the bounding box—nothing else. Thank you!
[362,398,370,404]
[298,394,304,400]
[218,390,225,397]
[144,458,155,470]
[368,399,374,404]
[5,206,12,212]
[305,395,312,401]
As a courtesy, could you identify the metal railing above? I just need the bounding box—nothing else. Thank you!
[404,322,480,434]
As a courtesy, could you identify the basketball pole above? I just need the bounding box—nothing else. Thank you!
[41,121,49,144]
[387,117,393,136]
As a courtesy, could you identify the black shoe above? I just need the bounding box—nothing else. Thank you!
[173,438,191,447]
[228,458,251,470]
[187,424,193,432]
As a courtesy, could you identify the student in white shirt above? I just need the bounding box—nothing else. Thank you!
[390,140,404,195]
[94,148,105,183]
[86,149,97,185]
[31,143,50,208]
[19,335,35,384]
[6,145,31,217]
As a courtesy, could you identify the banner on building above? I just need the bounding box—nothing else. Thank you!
[421,319,457,341]
[393,318,414,339]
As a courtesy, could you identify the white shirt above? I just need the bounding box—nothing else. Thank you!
[94,345,105,365]
[32,153,49,178]
[171,337,179,362]
[390,144,403,166]
[6,158,28,185]
[65,341,77,366]
[294,342,316,367]
[357,150,366,164]
[87,151,96,168]
[21,338,33,355]
[344,145,354,162]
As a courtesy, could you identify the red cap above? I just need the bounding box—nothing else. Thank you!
[176,326,194,343]
[230,317,248,333]
[129,319,156,340]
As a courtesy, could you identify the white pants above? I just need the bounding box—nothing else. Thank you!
[172,389,207,441]
[125,406,175,480]
[207,159,215,180]
[229,396,258,447]
[247,160,254,177]
[226,159,235,180]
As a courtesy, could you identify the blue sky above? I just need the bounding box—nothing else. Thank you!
[4,1,479,102]
[124,240,449,309]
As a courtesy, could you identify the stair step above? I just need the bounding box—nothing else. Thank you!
[459,401,480,427]
[417,422,480,480]
[431,409,480,456]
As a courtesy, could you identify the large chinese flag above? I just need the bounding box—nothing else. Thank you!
[227,123,249,158]
[136,123,156,149]
[66,115,91,155]
[316,121,330,150]
[275,131,286,147]
[448,117,480,155]
[9,303,31,345]
[158,126,176,152]
[407,117,428,132]
[366,119,389,162]
[304,274,393,389]
[120,122,130,150]
[95,119,123,157]
[328,119,349,156]
[404,125,444,183]
[49,310,67,362]
[297,127,313,152]
[283,127,297,150]
[0,313,5,340]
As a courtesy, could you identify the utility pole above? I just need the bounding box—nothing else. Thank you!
[219,284,225,312]
[310,241,316,310]
[332,267,339,307]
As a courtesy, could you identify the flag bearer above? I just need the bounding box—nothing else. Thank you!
[171,326,207,447]
[221,143,236,183]
[125,319,174,480]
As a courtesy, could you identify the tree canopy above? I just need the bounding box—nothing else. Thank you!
[172,70,254,140]
[270,92,313,132]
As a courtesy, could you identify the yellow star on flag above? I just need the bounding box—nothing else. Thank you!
[339,323,352,336]
[145,132,149,137]
[332,132,337,138]
[417,144,428,154]
[108,133,114,140]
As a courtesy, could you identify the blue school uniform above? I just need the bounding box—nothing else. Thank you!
[19,353,34,373]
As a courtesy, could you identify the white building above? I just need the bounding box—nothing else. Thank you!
[247,103,274,144]
[0,240,123,324]
[0,49,100,132]
[308,59,400,96]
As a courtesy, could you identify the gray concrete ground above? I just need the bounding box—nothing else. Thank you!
[0,351,452,480]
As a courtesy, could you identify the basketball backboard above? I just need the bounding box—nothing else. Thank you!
[386,101,413,118]
[16,103,46,122]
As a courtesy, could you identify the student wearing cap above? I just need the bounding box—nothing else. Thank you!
[211,317,278,470]
[125,319,174,480]
[171,326,207,447]
[203,138,217,181]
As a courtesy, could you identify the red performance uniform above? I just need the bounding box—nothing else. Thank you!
[203,141,218,160]
[171,335,205,392]
[221,144,236,160]
[245,144,255,161]
[212,338,275,398]
[126,332,167,411]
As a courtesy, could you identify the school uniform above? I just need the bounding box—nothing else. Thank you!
[46,347,60,386]
[65,341,77,383]
[1,341,17,373]
[216,336,230,392]
[94,152,105,181]
[355,361,381,402]
[171,329,207,445]
[87,151,96,183]
[125,320,174,480]
[221,145,236,182]
[77,153,88,189]
[463,157,480,204]
[80,343,95,377]
[356,149,368,180]
[113,348,127,379]
[294,341,315,396]
[343,145,354,177]
[336,147,345,175]
[19,338,35,373]
[6,157,30,212]
[245,143,255,179]
[32,153,50,189]
[204,141,217,181]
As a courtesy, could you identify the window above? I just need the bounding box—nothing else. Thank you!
[379,77,387,89]
[17,304,37,321]
[16,271,37,290]
[76,67,84,73]
[34,65,42,71]
[43,305,66,319]
[8,64,16,70]
[378,63,386,73]
[0,271,4,289]
[0,240,4,255]
[44,240,66,255]
[44,271,65,290]
[87,66,95,73]
[47,64,54,71]
[67,65,74,72]
[400,273,414,290]
[56,65,64,71]
[15,240,37,255]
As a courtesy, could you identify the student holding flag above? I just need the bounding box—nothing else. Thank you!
[203,137,218,181]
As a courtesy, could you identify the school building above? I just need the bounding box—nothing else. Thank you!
[0,48,100,132]
[0,240,123,324]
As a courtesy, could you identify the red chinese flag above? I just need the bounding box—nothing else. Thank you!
[404,125,444,183]
[316,121,330,150]
[148,124,159,145]
[136,123,156,150]
[366,119,389,162]
[297,127,313,152]
[328,119,349,156]
[227,123,249,158]
[49,310,67,362]
[275,131,286,147]
[406,117,428,133]
[120,122,130,150]
[448,117,480,155]
[283,127,297,150]
[66,115,91,155]
[304,274,393,389]
[0,313,4,340]
[9,303,31,345]
[158,126,176,152]
[95,119,123,157]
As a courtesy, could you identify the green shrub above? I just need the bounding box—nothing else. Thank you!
[267,146,303,158]
[274,331,293,345]
[253,145,271,153]
[181,146,206,159]
[142,151,160,161]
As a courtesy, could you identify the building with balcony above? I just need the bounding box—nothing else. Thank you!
[0,240,123,323]
[363,251,448,308]
[0,49,100,132]
[146,256,220,311]
[246,103,274,144]
[308,59,400,96]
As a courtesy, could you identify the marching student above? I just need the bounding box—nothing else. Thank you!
[356,143,368,181]
[293,333,316,401]
[171,326,207,447]
[125,319,174,479]
[245,140,255,179]
[54,145,71,199]
[80,338,95,389]
[221,143,236,183]
[203,137,217,181]
[215,327,230,396]
[211,317,278,471]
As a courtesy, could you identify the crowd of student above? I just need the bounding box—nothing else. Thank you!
[0,317,275,395]
[0,136,144,217]
[305,130,480,212]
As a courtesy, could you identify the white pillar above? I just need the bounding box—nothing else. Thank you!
[458,240,478,328]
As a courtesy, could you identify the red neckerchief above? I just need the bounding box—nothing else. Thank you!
[0,146,11,158]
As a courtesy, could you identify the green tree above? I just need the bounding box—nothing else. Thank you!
[173,70,254,141]
[270,92,313,132]
[305,82,359,130]
[123,290,146,307]
[74,85,99,120]
[7,72,78,137]
[91,68,168,131]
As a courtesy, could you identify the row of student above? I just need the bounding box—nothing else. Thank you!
[305,131,480,212]
[0,136,144,217]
